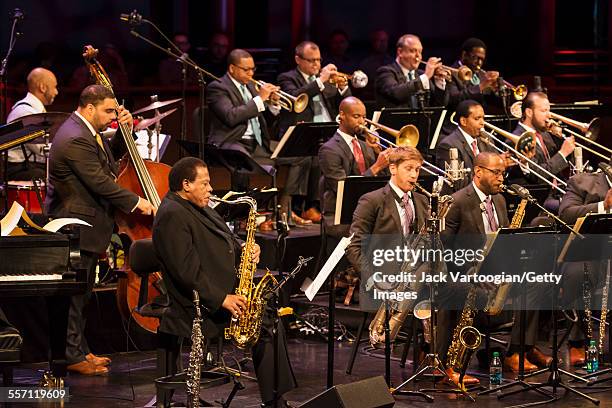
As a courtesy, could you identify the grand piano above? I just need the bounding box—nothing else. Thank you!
[0,232,87,379]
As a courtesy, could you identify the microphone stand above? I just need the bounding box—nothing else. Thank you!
[414,78,433,152]
[267,256,313,408]
[497,77,511,130]
[121,13,219,157]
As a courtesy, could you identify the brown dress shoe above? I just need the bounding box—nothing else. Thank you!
[569,346,586,366]
[259,219,274,232]
[67,360,109,376]
[527,347,555,368]
[503,353,538,373]
[301,207,321,223]
[445,367,480,387]
[291,212,312,226]
[86,353,111,366]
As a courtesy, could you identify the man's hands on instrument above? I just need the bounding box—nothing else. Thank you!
[116,105,134,129]
[136,197,157,215]
[319,64,338,83]
[371,149,390,175]
[424,57,442,79]
[559,136,576,157]
[500,151,516,168]
[518,143,536,164]
[480,70,499,92]
[257,82,280,102]
[604,188,612,211]
[251,243,261,264]
[332,73,348,88]
[365,132,382,155]
[222,294,247,318]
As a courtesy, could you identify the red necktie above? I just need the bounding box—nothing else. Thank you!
[535,132,550,160]
[351,138,367,175]
[471,140,478,157]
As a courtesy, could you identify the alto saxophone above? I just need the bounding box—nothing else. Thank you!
[483,196,528,315]
[186,290,204,408]
[368,182,453,347]
[211,195,277,349]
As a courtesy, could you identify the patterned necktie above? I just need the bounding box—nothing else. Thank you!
[484,196,498,232]
[406,71,418,108]
[351,138,367,175]
[401,192,414,235]
[471,139,479,157]
[239,84,263,146]
[535,132,550,160]
[308,75,331,122]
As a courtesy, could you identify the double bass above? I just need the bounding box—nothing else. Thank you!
[83,45,170,333]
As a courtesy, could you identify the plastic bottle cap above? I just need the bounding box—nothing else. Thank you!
[492,352,499,357]
[590,340,597,346]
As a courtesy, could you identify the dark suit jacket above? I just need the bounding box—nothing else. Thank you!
[318,131,380,223]
[152,192,242,338]
[442,183,510,254]
[507,124,569,185]
[435,127,497,191]
[206,73,272,150]
[375,61,448,108]
[346,183,429,275]
[276,68,350,138]
[45,113,139,253]
[559,172,610,225]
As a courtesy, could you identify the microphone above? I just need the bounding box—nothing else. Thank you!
[120,10,142,25]
[10,8,24,20]
[497,77,507,97]
[510,183,534,202]
[599,161,612,180]
[574,146,584,173]
[533,75,543,92]
[445,147,470,182]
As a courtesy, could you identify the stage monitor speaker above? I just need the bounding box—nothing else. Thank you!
[300,376,395,408]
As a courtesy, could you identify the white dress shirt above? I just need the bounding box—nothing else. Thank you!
[459,126,479,156]
[228,74,279,140]
[6,92,46,163]
[396,57,446,90]
[472,181,500,234]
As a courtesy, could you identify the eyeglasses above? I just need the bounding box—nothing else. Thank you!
[477,166,505,177]
[297,55,322,64]
[234,65,256,73]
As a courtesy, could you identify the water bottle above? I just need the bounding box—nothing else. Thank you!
[586,340,599,373]
[489,351,502,388]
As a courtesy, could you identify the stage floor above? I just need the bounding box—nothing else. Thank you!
[8,335,612,408]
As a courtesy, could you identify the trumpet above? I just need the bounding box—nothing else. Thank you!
[251,79,309,113]
[494,77,527,100]
[330,70,369,88]
[510,101,611,161]
[418,60,473,82]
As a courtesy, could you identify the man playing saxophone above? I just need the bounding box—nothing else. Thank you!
[152,157,297,407]
[441,152,554,375]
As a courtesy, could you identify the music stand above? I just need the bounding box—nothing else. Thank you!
[271,122,337,159]
[371,107,446,152]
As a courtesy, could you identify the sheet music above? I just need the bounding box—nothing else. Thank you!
[302,233,353,301]
[1,202,91,236]
[271,125,295,159]
[430,109,447,149]
[334,179,347,225]
[135,130,170,161]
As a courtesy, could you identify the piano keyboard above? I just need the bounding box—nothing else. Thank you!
[0,273,63,282]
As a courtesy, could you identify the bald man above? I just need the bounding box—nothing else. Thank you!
[6,67,59,180]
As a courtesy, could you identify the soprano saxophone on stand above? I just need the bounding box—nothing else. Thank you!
[186,290,204,408]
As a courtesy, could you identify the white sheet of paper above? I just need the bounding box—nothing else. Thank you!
[1,202,25,236]
[43,218,92,232]
[303,233,353,301]
[135,130,170,161]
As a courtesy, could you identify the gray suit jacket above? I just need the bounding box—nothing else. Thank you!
[45,113,139,253]
[559,172,610,225]
[318,131,380,223]
[206,73,271,150]
[346,183,429,275]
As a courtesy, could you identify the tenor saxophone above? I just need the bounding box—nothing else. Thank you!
[211,195,278,349]
[483,196,528,315]
[368,183,453,347]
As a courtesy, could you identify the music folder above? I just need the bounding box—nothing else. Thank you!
[271,122,337,159]
[371,106,446,151]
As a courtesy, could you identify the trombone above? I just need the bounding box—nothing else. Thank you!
[418,60,473,82]
[480,124,567,194]
[330,70,369,88]
[251,79,309,113]
[510,102,611,161]
[356,118,454,186]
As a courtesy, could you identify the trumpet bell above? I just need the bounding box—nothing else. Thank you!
[413,300,431,320]
[293,93,309,114]
[351,70,369,88]
[456,66,473,82]
[513,84,528,100]
[397,124,420,147]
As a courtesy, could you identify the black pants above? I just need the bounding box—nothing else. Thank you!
[65,250,97,364]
